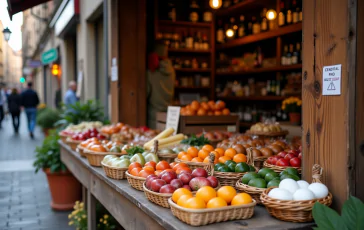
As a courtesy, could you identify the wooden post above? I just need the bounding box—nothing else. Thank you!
[87,190,97,230]
[302,0,363,209]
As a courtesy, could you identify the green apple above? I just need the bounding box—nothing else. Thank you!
[130,153,146,166]
[112,159,130,168]
[120,155,131,160]
[142,151,151,157]
[145,153,160,163]
[103,155,118,165]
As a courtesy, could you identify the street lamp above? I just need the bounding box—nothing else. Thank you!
[2,27,12,42]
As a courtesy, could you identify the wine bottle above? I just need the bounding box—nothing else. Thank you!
[286,44,293,65]
[168,1,176,21]
[230,17,238,39]
[202,34,209,50]
[261,8,268,32]
[292,0,299,23]
[247,17,253,35]
[189,0,199,22]
[278,0,285,27]
[186,32,193,49]
[298,0,303,21]
[286,0,292,24]
[238,15,246,37]
[296,42,302,63]
[281,45,288,65]
[292,43,299,64]
[217,20,225,43]
[193,32,200,49]
[180,32,186,49]
[252,16,261,34]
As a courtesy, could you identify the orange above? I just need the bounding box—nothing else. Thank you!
[214,110,222,115]
[191,157,203,163]
[173,163,189,171]
[200,102,209,111]
[218,156,232,164]
[233,154,247,163]
[143,166,155,173]
[196,186,217,203]
[225,148,237,158]
[231,193,253,205]
[177,194,193,207]
[197,108,207,116]
[138,169,154,178]
[207,100,215,110]
[130,167,142,176]
[187,147,199,158]
[154,170,163,177]
[185,197,206,209]
[214,148,225,156]
[217,186,237,204]
[145,161,156,169]
[176,167,192,175]
[170,162,177,169]
[178,151,188,159]
[222,108,230,115]
[206,197,228,208]
[128,162,142,172]
[105,141,113,149]
[89,145,107,152]
[215,100,226,110]
[190,100,200,111]
[80,139,92,147]
[156,161,171,171]
[202,144,214,152]
[198,149,209,159]
[203,157,211,163]
[209,151,220,162]
[172,188,193,203]
[181,154,193,162]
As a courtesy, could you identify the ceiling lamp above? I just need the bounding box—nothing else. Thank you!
[209,0,222,9]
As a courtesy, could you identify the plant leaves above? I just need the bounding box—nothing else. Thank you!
[341,196,364,230]
[312,202,346,230]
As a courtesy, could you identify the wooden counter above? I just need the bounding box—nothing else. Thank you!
[60,141,314,230]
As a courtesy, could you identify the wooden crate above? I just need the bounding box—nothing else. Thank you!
[156,112,239,134]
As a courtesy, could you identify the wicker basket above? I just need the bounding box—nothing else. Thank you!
[76,145,86,157]
[83,149,124,167]
[101,162,128,180]
[168,198,256,226]
[213,149,256,188]
[59,133,70,143]
[66,138,82,151]
[260,164,333,222]
[143,183,171,208]
[246,130,289,137]
[263,161,302,174]
[174,159,214,175]
[125,171,146,191]
[236,181,265,205]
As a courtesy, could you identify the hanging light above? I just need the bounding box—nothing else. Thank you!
[209,0,222,9]
[266,9,277,20]
[2,27,12,42]
[51,64,61,76]
[226,29,234,38]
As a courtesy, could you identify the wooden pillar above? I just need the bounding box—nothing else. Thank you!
[302,0,363,209]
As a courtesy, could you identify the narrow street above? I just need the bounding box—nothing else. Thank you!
[0,113,72,230]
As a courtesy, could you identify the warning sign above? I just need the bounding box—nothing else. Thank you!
[322,64,341,95]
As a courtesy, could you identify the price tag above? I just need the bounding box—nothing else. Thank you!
[166,106,181,135]
[322,64,341,95]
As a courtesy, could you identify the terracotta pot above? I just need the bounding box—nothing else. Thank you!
[43,168,82,211]
[289,112,301,125]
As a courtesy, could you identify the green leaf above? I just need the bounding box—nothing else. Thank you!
[312,202,346,230]
[126,146,145,156]
[341,196,364,230]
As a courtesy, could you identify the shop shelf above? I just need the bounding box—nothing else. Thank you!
[217,96,286,101]
[216,0,271,16]
[216,23,302,50]
[168,48,211,53]
[175,86,211,90]
[216,64,302,76]
[158,20,211,28]
[174,68,211,73]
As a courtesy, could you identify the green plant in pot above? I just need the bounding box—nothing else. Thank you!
[56,100,105,129]
[281,97,302,125]
[34,130,81,210]
[36,108,61,136]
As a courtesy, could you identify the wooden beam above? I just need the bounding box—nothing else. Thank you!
[302,0,361,209]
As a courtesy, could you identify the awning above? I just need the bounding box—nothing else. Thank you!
[7,0,52,19]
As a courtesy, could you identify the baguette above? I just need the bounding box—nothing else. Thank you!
[144,128,174,149]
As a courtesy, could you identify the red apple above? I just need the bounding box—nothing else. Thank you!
[146,175,158,189]
[284,153,296,161]
[150,179,166,192]
[288,150,300,156]
[290,157,301,167]
[266,157,273,164]
[189,177,212,191]
[299,146,302,152]
[182,185,192,191]
[271,156,280,165]
[170,179,183,189]
[161,171,177,184]
[298,153,302,159]
[191,168,208,178]
[277,151,288,158]
[159,184,176,194]
[206,176,219,188]
[178,172,193,185]
[158,170,177,179]
[276,158,290,167]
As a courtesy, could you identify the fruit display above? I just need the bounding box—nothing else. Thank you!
[69,128,107,141]
[214,160,254,173]
[249,122,282,133]
[180,100,231,116]
[196,131,232,143]
[60,121,103,137]
[264,149,302,170]
[143,128,185,150]
[109,126,159,145]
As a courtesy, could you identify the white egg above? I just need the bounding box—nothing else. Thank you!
[279,178,299,194]
[308,183,329,199]
[293,189,316,201]
[268,188,293,200]
[297,180,310,189]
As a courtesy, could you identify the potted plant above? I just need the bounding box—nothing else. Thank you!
[34,130,81,210]
[36,108,61,136]
[281,97,302,125]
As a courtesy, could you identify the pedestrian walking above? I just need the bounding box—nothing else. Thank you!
[7,88,22,133]
[0,86,6,128]
[21,82,40,138]
[64,81,78,108]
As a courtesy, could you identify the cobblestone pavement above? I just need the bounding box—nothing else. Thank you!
[0,113,73,230]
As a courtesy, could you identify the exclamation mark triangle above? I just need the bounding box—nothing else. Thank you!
[327,81,336,90]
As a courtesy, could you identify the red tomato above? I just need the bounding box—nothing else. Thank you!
[270,156,279,165]
[276,158,290,167]
[290,157,301,167]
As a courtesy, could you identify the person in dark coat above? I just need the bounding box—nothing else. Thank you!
[21,82,40,138]
[7,88,22,133]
